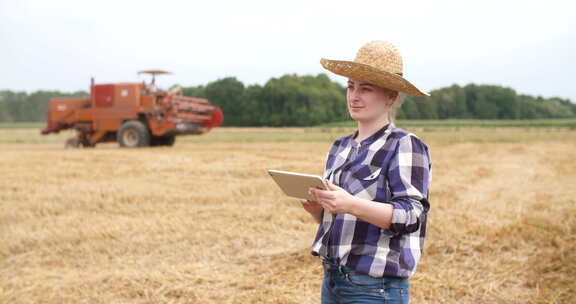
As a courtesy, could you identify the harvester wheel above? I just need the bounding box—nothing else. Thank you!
[65,137,80,148]
[118,121,150,147]
[81,141,96,148]
[151,135,176,147]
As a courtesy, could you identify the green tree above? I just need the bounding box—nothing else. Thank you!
[238,84,264,126]
[204,77,245,126]
[413,95,438,119]
[181,85,206,98]
[256,74,346,126]
[401,97,421,119]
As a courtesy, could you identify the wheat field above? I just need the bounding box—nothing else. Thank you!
[1,127,575,303]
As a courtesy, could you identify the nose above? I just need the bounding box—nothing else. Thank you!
[348,88,360,102]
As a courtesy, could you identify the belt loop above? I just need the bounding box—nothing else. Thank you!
[338,265,348,276]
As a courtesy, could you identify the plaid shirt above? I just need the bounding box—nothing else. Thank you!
[311,124,431,278]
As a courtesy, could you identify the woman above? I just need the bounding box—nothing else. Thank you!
[302,41,432,303]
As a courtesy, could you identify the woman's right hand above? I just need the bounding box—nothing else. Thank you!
[300,198,324,223]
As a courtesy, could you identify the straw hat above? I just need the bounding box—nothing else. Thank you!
[320,41,429,96]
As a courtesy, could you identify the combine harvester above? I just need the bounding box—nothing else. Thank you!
[41,70,223,147]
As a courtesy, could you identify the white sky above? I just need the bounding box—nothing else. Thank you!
[1,0,575,101]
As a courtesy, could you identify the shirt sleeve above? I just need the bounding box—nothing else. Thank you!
[386,134,431,234]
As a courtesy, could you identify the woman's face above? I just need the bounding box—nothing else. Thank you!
[346,79,396,123]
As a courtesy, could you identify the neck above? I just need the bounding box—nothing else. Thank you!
[355,117,390,143]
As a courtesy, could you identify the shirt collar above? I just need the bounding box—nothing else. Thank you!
[350,123,393,147]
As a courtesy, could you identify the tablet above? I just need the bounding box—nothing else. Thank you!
[268,169,327,201]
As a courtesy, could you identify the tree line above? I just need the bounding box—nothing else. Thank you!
[1,74,575,125]
[0,90,87,122]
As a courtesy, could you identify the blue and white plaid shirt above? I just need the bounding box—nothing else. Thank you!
[311,124,432,278]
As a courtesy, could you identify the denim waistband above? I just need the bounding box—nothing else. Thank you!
[322,259,357,274]
[321,259,406,280]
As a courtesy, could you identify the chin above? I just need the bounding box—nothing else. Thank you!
[350,113,367,121]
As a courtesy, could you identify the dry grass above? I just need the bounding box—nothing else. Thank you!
[1,127,575,303]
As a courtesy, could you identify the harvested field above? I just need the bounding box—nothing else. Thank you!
[1,127,575,303]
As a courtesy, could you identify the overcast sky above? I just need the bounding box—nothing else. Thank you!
[1,0,575,101]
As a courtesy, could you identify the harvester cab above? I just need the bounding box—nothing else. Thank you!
[138,70,171,94]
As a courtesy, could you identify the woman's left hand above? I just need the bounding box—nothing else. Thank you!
[309,181,358,214]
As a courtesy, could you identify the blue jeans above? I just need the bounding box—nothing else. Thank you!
[321,261,409,304]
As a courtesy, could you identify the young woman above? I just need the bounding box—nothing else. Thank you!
[301,41,432,303]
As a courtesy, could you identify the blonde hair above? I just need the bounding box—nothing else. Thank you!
[377,88,405,124]
[387,92,406,123]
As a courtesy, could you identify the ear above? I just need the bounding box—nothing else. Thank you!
[385,90,399,106]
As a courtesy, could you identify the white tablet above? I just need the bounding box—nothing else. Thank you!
[268,169,327,201]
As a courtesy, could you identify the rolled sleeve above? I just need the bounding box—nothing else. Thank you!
[387,135,431,234]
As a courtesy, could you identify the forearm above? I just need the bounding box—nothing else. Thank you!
[348,197,393,229]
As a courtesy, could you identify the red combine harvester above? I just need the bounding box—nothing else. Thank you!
[41,70,223,147]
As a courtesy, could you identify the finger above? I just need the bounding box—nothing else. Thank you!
[326,180,340,191]
[308,189,315,201]
[317,197,336,208]
[316,200,330,211]
[313,190,334,201]
[309,188,323,202]
[308,187,317,196]
[311,186,327,196]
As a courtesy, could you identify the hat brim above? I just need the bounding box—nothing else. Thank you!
[320,59,429,97]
